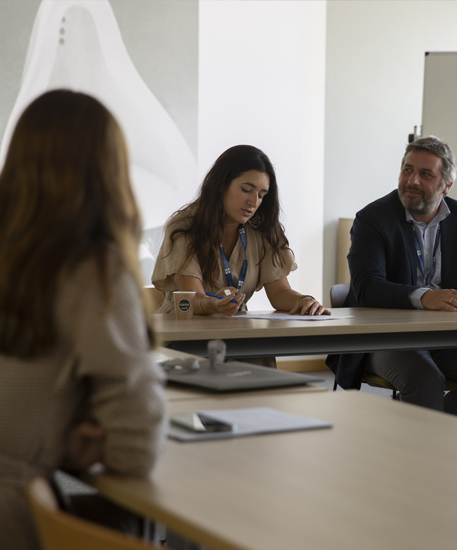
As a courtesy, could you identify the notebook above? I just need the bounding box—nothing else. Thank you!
[168,407,332,442]
[162,359,324,392]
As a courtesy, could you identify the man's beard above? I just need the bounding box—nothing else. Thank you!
[398,186,442,218]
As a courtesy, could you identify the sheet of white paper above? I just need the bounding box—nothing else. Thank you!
[233,313,352,321]
[168,407,332,442]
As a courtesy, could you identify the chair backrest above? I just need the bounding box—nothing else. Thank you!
[329,283,350,308]
[27,477,160,550]
[144,286,165,313]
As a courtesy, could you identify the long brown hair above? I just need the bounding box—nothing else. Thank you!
[168,144,289,289]
[0,89,154,357]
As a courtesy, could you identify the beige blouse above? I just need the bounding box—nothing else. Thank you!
[152,214,297,313]
[0,252,168,550]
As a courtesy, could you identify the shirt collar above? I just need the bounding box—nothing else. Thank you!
[405,199,450,227]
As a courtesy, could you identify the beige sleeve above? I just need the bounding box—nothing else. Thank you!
[257,243,298,291]
[62,258,168,477]
[151,222,203,291]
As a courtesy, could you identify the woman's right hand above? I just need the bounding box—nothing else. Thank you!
[214,287,245,317]
[174,275,245,317]
[61,420,105,473]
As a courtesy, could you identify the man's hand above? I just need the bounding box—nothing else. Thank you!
[421,289,457,311]
[61,421,105,473]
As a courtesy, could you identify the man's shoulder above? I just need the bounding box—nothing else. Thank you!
[444,195,457,213]
[357,190,400,218]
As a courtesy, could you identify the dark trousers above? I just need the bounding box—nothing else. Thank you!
[366,348,457,412]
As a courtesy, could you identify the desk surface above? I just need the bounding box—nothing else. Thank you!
[92,391,457,550]
[154,308,457,357]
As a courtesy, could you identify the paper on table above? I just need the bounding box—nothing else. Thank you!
[168,407,332,442]
[233,313,352,321]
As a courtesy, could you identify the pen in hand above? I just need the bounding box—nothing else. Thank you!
[205,291,238,304]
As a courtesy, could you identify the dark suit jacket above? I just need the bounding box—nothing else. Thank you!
[326,190,457,389]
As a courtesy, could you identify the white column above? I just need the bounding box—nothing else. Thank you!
[199,0,327,308]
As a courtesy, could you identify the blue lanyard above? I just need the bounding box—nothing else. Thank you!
[220,225,247,290]
[412,223,440,288]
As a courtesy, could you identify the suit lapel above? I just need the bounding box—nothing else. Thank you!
[396,195,417,285]
[440,208,457,287]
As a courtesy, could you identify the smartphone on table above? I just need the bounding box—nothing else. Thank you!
[171,412,236,432]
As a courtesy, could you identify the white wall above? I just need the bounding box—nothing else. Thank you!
[199,0,327,309]
[0,0,328,305]
[323,0,457,303]
[0,0,199,284]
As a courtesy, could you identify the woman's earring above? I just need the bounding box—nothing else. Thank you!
[248,212,261,228]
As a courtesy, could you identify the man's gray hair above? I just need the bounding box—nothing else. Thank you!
[401,135,456,185]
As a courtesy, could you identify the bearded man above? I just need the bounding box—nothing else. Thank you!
[326,136,457,412]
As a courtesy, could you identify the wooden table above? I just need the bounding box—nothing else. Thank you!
[153,307,457,358]
[91,390,457,550]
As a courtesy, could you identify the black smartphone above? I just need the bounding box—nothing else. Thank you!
[171,412,236,432]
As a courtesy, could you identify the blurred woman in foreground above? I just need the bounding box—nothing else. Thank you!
[0,90,167,549]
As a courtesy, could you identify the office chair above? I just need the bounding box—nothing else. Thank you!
[27,477,163,550]
[144,285,165,313]
[329,283,398,399]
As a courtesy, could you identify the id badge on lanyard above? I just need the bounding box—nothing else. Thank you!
[220,225,247,289]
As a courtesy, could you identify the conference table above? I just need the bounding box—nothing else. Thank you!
[91,389,457,550]
[153,307,457,358]
[86,311,457,549]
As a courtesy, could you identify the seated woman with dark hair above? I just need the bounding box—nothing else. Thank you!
[152,144,329,318]
[0,89,167,550]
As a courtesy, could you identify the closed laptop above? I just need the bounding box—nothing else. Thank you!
[164,360,323,392]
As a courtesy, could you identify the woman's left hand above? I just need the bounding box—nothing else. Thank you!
[264,278,331,316]
[288,296,331,316]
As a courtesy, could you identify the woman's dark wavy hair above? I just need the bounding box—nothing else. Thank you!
[168,144,290,290]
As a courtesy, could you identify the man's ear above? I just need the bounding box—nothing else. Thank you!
[444,180,454,195]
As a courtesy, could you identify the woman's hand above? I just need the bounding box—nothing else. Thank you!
[175,275,244,316]
[289,296,331,316]
[61,421,105,473]
[173,275,245,316]
[213,287,245,317]
[265,278,331,315]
